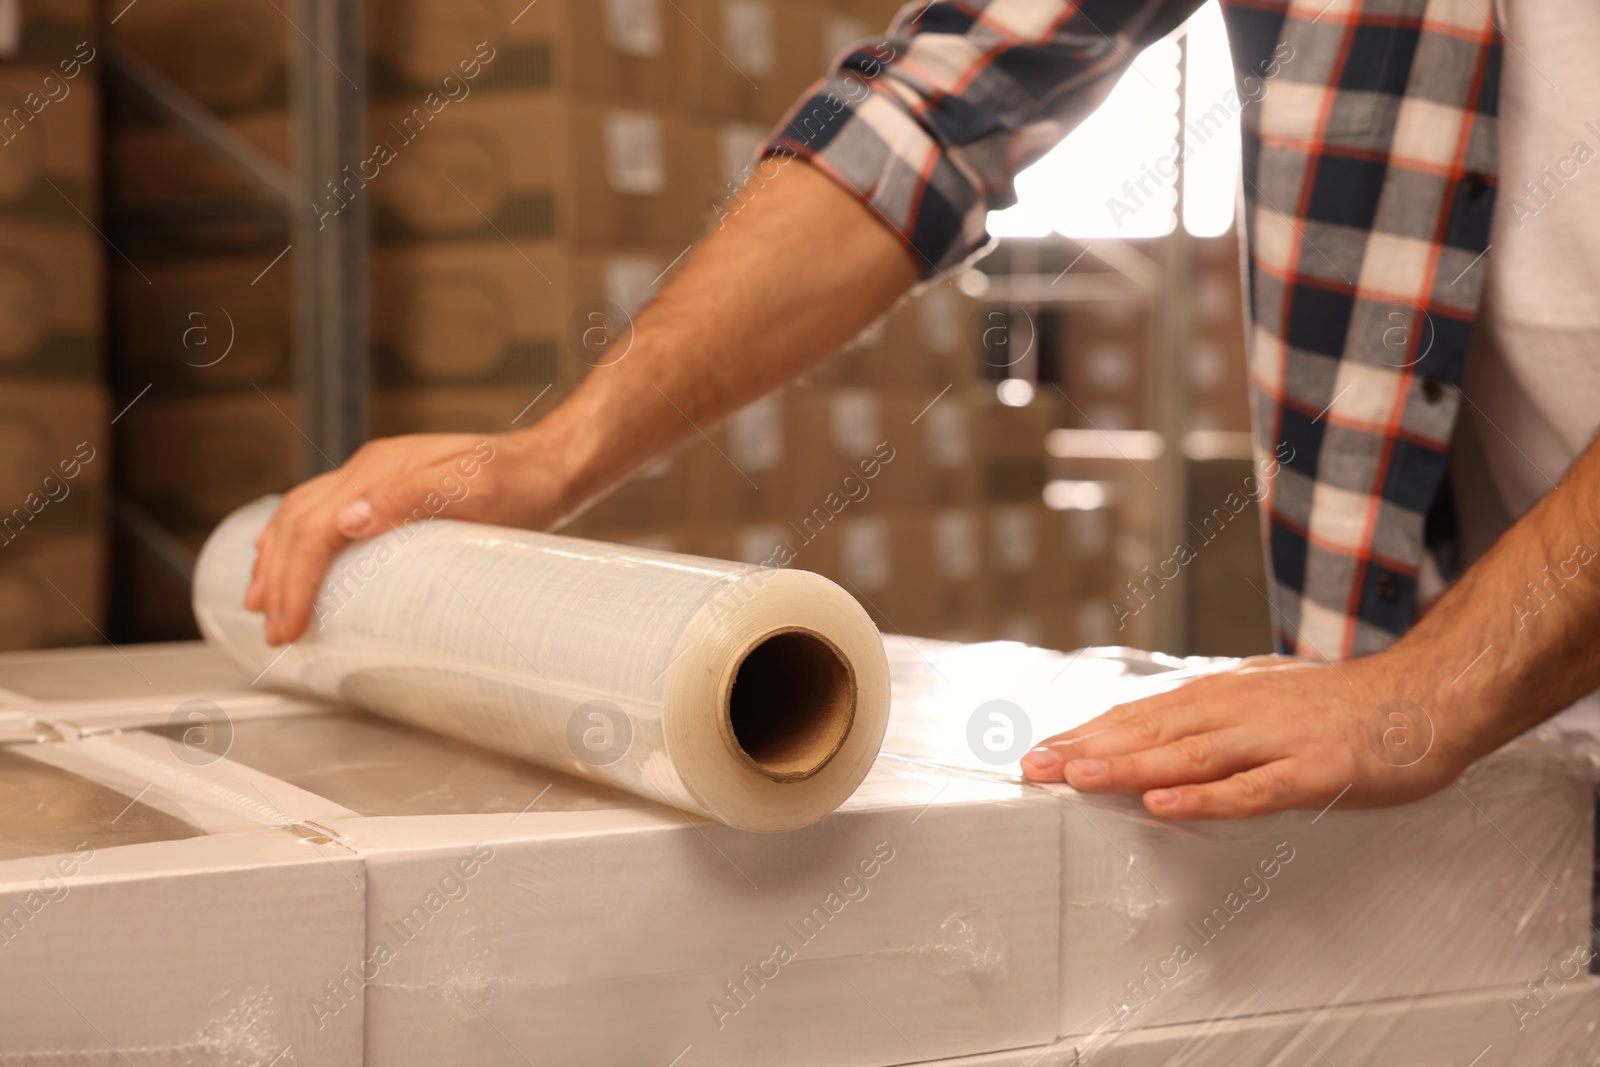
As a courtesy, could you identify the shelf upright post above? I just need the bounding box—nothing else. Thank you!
[290,0,369,477]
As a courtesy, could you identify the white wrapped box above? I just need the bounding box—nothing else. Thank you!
[34,694,1062,1067]
[906,976,1600,1065]
[0,738,365,1067]
[878,638,1598,1034]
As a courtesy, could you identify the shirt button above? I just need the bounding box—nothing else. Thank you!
[1420,378,1443,402]
[1463,172,1489,199]
[1377,572,1399,601]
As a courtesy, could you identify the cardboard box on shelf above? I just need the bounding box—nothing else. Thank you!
[677,0,830,122]
[367,94,706,248]
[119,526,206,642]
[0,381,107,516]
[107,0,288,119]
[681,389,806,525]
[371,0,694,103]
[370,241,675,390]
[929,505,990,626]
[118,389,297,532]
[7,0,95,63]
[371,385,561,438]
[0,532,104,650]
[915,389,979,507]
[985,503,1045,614]
[693,515,842,577]
[1190,233,1252,434]
[682,114,776,233]
[0,60,100,226]
[114,253,291,392]
[1059,297,1149,431]
[973,396,1055,503]
[0,222,101,382]
[789,389,932,514]
[812,286,981,390]
[835,510,944,636]
[576,448,693,531]
[107,109,289,217]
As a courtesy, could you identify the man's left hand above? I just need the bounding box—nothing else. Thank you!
[1019,654,1478,820]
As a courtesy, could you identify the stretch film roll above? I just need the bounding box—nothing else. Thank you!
[193,497,891,831]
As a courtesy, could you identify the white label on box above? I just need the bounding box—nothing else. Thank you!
[822,13,868,65]
[722,0,775,77]
[922,402,970,468]
[841,518,892,590]
[603,255,662,319]
[917,288,960,354]
[730,395,784,472]
[1067,507,1109,557]
[1087,403,1132,432]
[830,390,880,459]
[1077,599,1114,645]
[997,613,1044,646]
[991,507,1037,574]
[1086,343,1135,392]
[604,111,666,196]
[1190,339,1226,391]
[605,0,664,57]
[718,122,767,188]
[933,510,979,581]
[737,524,786,566]
[0,0,18,59]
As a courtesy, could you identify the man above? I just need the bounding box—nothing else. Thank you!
[245,0,1600,820]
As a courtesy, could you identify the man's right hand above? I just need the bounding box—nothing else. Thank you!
[244,432,564,646]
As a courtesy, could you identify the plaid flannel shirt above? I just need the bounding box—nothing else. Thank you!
[767,0,1500,659]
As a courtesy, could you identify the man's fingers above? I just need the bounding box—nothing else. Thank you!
[1020,697,1231,780]
[1061,728,1274,794]
[1141,759,1303,819]
[260,477,346,644]
[245,526,274,612]
[274,532,349,644]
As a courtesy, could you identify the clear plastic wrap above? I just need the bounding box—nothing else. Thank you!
[193,497,892,831]
[0,745,205,861]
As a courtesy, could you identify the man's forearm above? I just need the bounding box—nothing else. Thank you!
[524,159,921,524]
[1398,430,1600,750]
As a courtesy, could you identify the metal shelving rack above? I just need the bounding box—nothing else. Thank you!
[106,0,369,593]
[107,0,369,469]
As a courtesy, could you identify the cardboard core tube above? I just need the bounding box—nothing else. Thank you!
[724,629,856,782]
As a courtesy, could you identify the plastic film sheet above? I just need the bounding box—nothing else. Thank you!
[913,977,1600,1065]
[0,745,207,861]
[194,497,891,831]
[179,710,636,817]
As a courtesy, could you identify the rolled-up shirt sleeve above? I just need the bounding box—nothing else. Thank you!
[765,0,1200,276]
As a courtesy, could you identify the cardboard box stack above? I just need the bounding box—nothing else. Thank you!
[103,0,1126,652]
[0,0,108,650]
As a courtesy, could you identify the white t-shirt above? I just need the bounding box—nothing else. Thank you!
[1447,0,1600,730]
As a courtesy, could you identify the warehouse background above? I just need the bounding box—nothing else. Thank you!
[0,0,1272,660]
